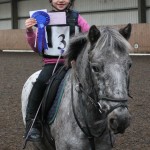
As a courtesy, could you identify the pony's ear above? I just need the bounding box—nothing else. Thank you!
[88,25,101,43]
[119,23,132,40]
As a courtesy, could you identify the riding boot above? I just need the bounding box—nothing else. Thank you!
[25,80,47,142]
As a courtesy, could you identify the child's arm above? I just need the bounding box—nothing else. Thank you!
[25,18,38,52]
[78,15,90,33]
[26,29,38,52]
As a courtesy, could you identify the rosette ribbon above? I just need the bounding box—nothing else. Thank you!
[31,11,50,53]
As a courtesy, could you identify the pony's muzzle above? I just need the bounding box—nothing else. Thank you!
[108,108,131,134]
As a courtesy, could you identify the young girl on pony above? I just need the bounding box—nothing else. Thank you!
[25,0,90,142]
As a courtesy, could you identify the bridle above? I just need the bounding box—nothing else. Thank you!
[70,60,128,150]
[71,59,128,114]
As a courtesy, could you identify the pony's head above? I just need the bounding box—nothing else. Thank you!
[65,24,132,134]
[88,24,132,134]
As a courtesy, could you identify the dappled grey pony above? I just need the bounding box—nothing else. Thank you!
[21,24,132,150]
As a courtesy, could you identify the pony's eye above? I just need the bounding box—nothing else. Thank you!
[92,66,99,72]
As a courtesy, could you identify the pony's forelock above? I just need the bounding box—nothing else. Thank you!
[96,27,133,54]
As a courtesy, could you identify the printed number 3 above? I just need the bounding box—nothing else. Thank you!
[58,34,66,50]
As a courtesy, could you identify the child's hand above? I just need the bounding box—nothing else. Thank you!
[25,18,37,30]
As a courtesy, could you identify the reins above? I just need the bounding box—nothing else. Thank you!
[71,61,96,150]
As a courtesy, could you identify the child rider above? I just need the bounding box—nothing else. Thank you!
[25,0,90,142]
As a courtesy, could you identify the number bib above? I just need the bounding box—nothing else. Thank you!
[44,25,79,56]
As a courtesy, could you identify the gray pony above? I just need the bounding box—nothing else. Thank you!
[21,24,132,150]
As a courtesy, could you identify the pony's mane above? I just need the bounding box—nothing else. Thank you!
[64,32,87,67]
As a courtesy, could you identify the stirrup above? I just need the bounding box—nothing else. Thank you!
[26,128,41,142]
[23,120,43,149]
[23,129,42,149]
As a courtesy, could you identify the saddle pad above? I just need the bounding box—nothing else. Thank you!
[47,70,70,124]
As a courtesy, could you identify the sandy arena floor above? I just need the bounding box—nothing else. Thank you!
[0,52,149,150]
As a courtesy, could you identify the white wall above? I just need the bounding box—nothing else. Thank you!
[0,21,11,29]
[146,0,150,22]
[18,0,51,17]
[82,10,138,26]
[0,3,11,30]
[0,3,11,19]
[146,9,150,23]
[18,0,139,28]
[18,0,51,29]
[75,0,137,11]
[146,0,150,6]
[0,0,150,29]
[75,0,138,26]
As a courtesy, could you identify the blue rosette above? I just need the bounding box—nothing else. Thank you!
[31,11,50,53]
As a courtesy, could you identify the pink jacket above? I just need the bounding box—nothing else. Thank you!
[26,14,90,64]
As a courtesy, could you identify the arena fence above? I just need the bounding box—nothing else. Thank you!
[0,24,150,53]
[115,23,150,53]
[0,29,31,51]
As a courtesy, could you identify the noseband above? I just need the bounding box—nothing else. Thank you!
[71,61,128,150]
